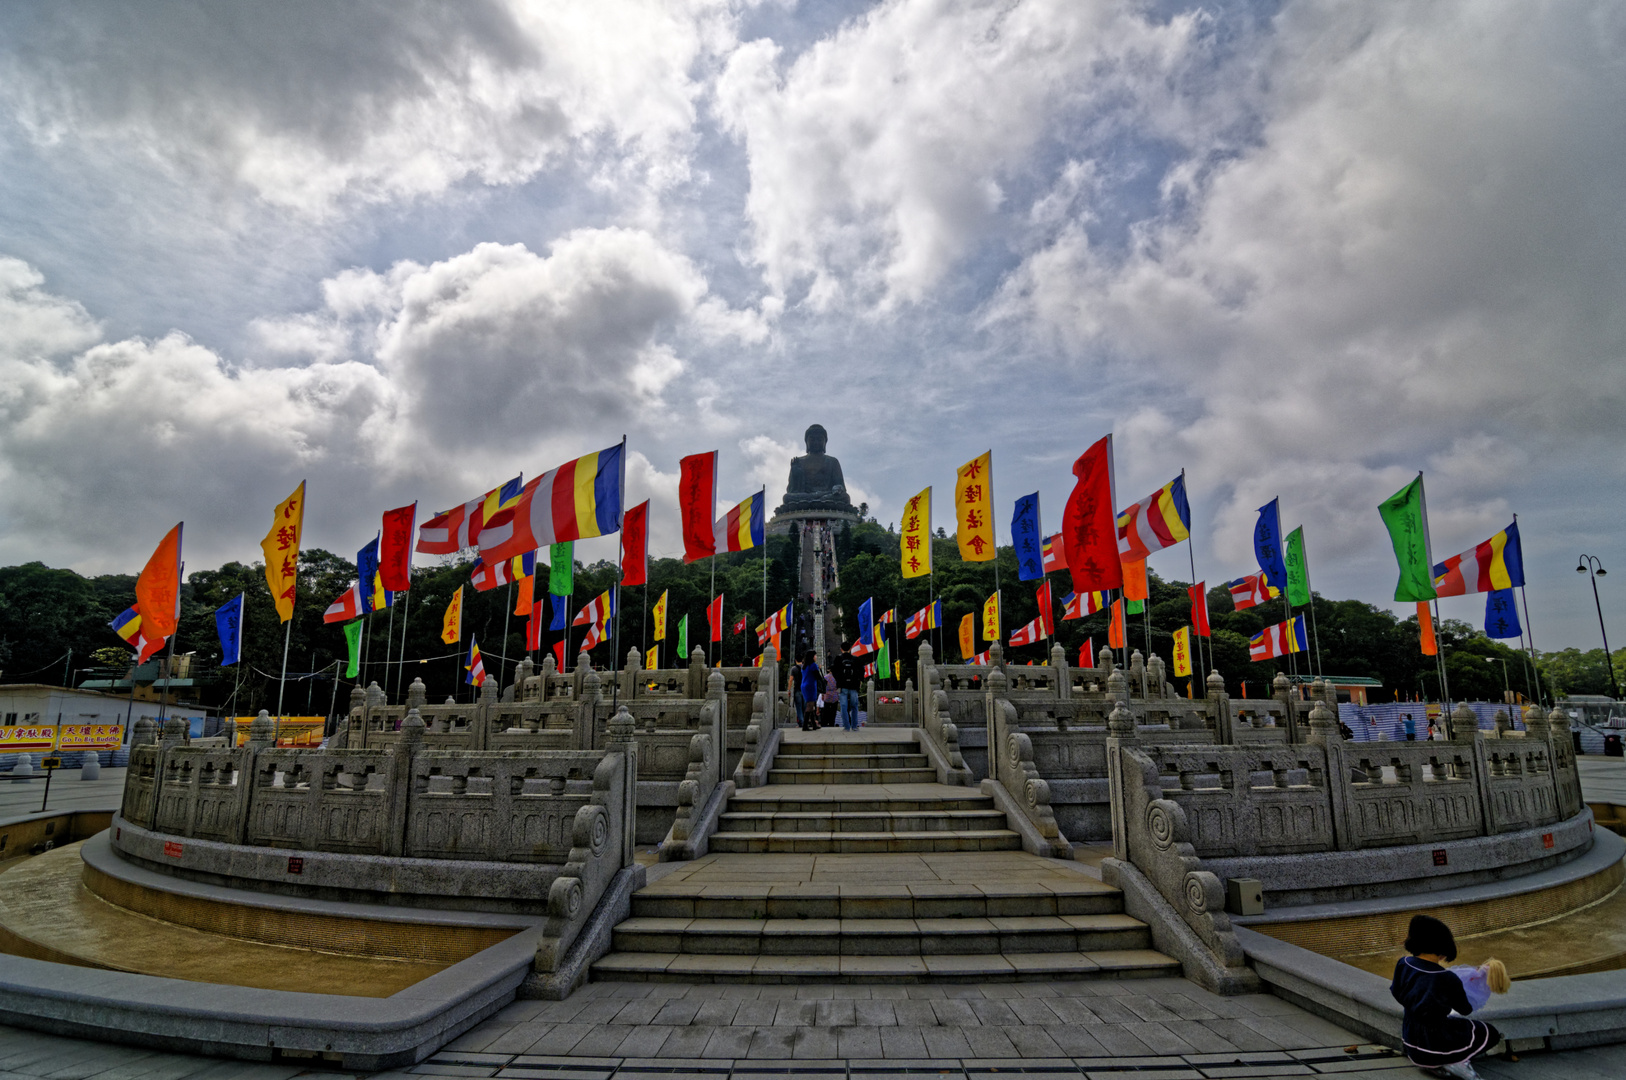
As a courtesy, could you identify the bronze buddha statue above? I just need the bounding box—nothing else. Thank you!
[777,424,855,515]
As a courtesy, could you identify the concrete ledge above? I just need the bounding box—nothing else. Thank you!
[1205,809,1597,906]
[0,915,535,1070]
[1103,858,1259,997]
[519,863,645,1000]
[1239,924,1626,1052]
[110,815,562,912]
[733,725,782,790]
[979,778,1068,859]
[915,728,972,786]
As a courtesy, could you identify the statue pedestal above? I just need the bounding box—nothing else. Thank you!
[766,507,859,537]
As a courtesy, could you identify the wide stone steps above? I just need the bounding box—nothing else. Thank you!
[769,753,931,770]
[708,829,1023,854]
[767,767,938,785]
[591,949,1178,982]
[611,913,1150,955]
[719,809,1012,833]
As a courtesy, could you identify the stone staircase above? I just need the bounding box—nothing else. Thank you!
[592,731,1181,983]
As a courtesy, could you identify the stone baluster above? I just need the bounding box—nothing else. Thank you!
[131,716,157,748]
[1147,654,1166,700]
[1524,704,1549,740]
[988,641,1005,672]
[1206,670,1232,743]
[385,707,424,857]
[1051,641,1071,700]
[1129,650,1146,699]
[685,646,708,700]
[1451,702,1479,743]
[1493,709,1510,738]
[221,716,238,748]
[1097,645,1115,683]
[1107,698,1137,741]
[917,642,935,724]
[624,647,642,700]
[1272,672,1295,740]
[578,667,603,750]
[515,656,534,702]
[1306,698,1342,744]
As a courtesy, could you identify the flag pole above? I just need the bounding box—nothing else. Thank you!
[383,585,396,700]
[1416,472,1453,727]
[395,585,412,701]
[1301,529,1324,678]
[709,553,717,668]
[1182,470,1207,687]
[275,620,291,741]
[761,487,768,625]
[501,580,513,694]
[613,435,628,708]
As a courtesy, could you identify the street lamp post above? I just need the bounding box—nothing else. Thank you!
[1577,555,1618,698]
[1486,655,1510,704]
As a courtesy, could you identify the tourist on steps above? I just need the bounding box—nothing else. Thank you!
[788,656,805,729]
[798,653,824,731]
[833,643,863,732]
[1391,914,1502,1079]
[821,670,838,727]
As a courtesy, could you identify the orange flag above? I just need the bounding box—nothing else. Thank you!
[1108,597,1126,649]
[515,572,534,618]
[1122,558,1149,602]
[136,524,183,643]
[1418,601,1438,656]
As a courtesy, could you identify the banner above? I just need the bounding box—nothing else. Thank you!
[442,586,463,645]
[215,593,243,666]
[982,591,1000,642]
[1285,526,1311,606]
[959,612,975,660]
[548,541,574,596]
[621,500,649,587]
[1012,492,1043,581]
[1122,558,1148,602]
[343,620,362,677]
[653,589,668,641]
[678,614,689,660]
[138,523,183,643]
[379,503,416,591]
[1486,589,1522,639]
[260,482,305,623]
[1188,582,1211,637]
[1418,601,1438,656]
[900,487,933,578]
[1172,626,1192,677]
[679,451,718,563]
[0,726,121,752]
[1379,475,1436,601]
[955,452,995,561]
[231,717,325,748]
[1061,435,1122,595]
[1108,597,1125,649]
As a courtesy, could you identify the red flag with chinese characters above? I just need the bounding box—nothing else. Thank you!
[679,452,717,563]
[1061,436,1122,597]
[621,500,649,587]
[1188,582,1211,636]
[379,503,416,591]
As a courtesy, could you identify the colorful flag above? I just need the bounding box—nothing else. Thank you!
[863,661,875,678]
[679,451,718,563]
[1009,616,1045,648]
[343,620,362,678]
[905,600,941,639]
[1227,572,1277,610]
[553,640,567,670]
[1248,617,1308,660]
[515,570,535,617]
[1107,597,1125,649]
[677,614,689,660]
[877,624,890,677]
[970,650,991,665]
[1116,474,1190,563]
[1433,521,1524,597]
[959,612,975,659]
[982,591,1000,642]
[1061,590,1109,619]
[647,644,658,669]
[858,598,874,647]
[323,584,363,624]
[370,572,393,613]
[1188,582,1211,636]
[525,598,544,652]
[417,476,523,554]
[1126,598,1144,615]
[654,590,669,640]
[1417,602,1437,656]
[471,551,529,593]
[111,604,163,664]
[955,452,995,561]
[1254,498,1288,593]
[707,595,724,643]
[1062,435,1123,595]
[442,586,463,645]
[1042,533,1067,573]
[1486,589,1522,639]
[878,607,896,625]
[261,484,303,623]
[215,593,243,666]
[900,487,933,578]
[466,639,486,686]
[549,593,569,631]
[478,446,624,563]
[1172,626,1192,677]
[1379,475,1436,602]
[380,503,416,591]
[136,522,183,649]
[548,541,574,596]
[621,500,649,587]
[1035,580,1055,638]
[1012,493,1043,580]
[715,490,765,553]
[732,613,748,636]
[756,601,792,646]
[1079,638,1093,668]
[573,589,617,650]
[357,536,381,614]
[1122,557,1148,602]
[1285,526,1311,606]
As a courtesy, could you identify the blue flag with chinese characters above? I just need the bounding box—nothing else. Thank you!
[1013,492,1043,581]
[1253,498,1288,593]
[357,536,381,616]
[1485,588,1522,639]
[858,597,874,647]
[214,593,243,666]
[550,593,570,632]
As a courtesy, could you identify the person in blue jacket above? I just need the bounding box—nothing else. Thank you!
[798,652,824,731]
[1390,914,1501,1079]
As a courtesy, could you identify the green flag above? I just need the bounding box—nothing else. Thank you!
[1126,599,1145,615]
[343,620,362,678]
[877,630,890,683]
[677,614,688,660]
[548,541,574,596]
[1378,475,1436,601]
[1285,527,1312,606]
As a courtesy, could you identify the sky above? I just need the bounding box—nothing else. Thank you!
[0,0,1622,651]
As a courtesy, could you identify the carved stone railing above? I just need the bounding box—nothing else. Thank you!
[986,675,1062,848]
[1105,732,1257,993]
[734,647,781,790]
[914,644,972,785]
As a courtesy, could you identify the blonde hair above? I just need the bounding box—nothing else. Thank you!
[1483,958,1511,994]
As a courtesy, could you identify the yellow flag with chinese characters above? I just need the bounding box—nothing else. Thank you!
[959,612,975,660]
[955,451,995,562]
[982,590,1000,642]
[259,481,305,623]
[900,486,932,579]
[653,589,668,640]
[1173,626,1192,677]
[442,586,463,645]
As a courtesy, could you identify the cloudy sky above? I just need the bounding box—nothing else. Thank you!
[1,0,1622,648]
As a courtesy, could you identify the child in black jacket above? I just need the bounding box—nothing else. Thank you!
[1390,915,1501,1079]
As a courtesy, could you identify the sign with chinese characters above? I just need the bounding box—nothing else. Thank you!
[899,486,933,579]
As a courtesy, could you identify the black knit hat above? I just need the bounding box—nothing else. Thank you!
[1404,914,1457,962]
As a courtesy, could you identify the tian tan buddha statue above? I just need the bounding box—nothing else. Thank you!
[777,424,856,515]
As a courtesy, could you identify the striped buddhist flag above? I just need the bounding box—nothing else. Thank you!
[1248,617,1308,661]
[478,445,624,563]
[1227,572,1277,610]
[1060,590,1108,619]
[1432,522,1524,597]
[465,639,486,685]
[111,604,164,663]
[715,490,765,553]
[757,601,793,646]
[1116,474,1191,564]
[1008,616,1045,648]
[573,589,617,650]
[1042,533,1067,572]
[418,476,522,554]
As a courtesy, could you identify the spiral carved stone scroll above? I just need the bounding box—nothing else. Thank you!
[573,804,609,857]
[548,874,583,920]
[1184,870,1223,914]
[1146,798,1187,851]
